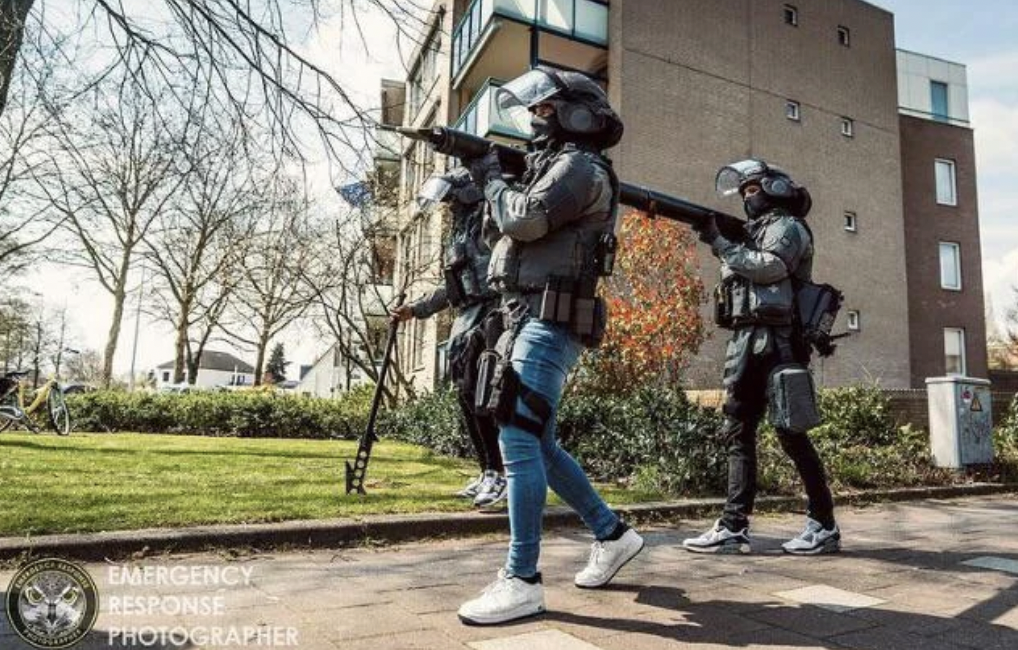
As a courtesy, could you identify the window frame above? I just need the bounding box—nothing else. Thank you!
[939,241,962,291]
[840,117,854,138]
[943,327,967,376]
[930,80,950,123]
[785,100,801,122]
[837,25,851,47]
[844,211,858,232]
[847,310,861,331]
[935,158,958,206]
[783,4,799,26]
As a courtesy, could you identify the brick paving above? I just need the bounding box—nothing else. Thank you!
[2,495,1017,649]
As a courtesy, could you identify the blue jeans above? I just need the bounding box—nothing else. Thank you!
[499,319,619,578]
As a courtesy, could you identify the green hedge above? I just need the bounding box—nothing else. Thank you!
[67,387,373,439]
[383,383,958,497]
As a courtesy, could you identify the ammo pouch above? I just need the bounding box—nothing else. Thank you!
[474,304,552,437]
[443,242,483,308]
[537,276,607,348]
[714,274,793,328]
[767,364,821,433]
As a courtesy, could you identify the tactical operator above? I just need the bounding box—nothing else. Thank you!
[391,168,506,509]
[455,67,644,626]
[684,159,841,556]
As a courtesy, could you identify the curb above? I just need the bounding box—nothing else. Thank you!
[1,483,1014,562]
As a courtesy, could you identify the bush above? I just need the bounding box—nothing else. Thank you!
[377,381,957,498]
[378,385,471,459]
[66,386,373,439]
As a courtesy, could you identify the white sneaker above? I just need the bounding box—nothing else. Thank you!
[682,519,751,554]
[574,528,645,589]
[456,472,485,498]
[473,472,507,509]
[457,569,545,626]
[782,518,841,555]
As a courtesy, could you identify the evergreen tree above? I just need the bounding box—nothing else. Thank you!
[265,342,288,384]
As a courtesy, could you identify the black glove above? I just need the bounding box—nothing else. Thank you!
[468,146,502,187]
[694,213,721,245]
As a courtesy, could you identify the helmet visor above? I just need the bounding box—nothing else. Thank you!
[495,70,560,133]
[416,175,452,212]
[715,159,769,197]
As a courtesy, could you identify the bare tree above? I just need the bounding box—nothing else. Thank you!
[2,0,436,177]
[220,176,317,385]
[63,347,104,385]
[34,80,188,387]
[144,113,258,384]
[0,17,64,275]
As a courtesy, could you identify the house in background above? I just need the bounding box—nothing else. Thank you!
[153,350,255,389]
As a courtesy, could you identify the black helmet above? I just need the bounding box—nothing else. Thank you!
[416,167,483,213]
[715,158,812,218]
[494,66,624,149]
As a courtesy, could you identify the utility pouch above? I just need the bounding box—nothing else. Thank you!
[443,242,469,307]
[796,281,845,357]
[539,276,573,324]
[594,232,618,277]
[749,279,794,326]
[767,364,821,433]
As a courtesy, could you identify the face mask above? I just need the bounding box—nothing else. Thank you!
[744,192,771,219]
[530,112,560,141]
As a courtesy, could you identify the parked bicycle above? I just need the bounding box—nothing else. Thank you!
[0,371,71,435]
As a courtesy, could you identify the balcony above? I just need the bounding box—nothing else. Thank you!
[453,78,532,141]
[452,0,609,89]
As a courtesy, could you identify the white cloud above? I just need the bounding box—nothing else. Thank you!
[968,50,1018,94]
[971,98,1018,172]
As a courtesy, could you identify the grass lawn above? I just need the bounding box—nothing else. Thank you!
[0,432,663,536]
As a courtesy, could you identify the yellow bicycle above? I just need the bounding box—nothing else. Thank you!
[0,371,71,435]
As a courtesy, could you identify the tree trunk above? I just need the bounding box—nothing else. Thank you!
[0,0,34,119]
[173,312,188,384]
[253,331,270,386]
[102,251,133,388]
[102,286,126,388]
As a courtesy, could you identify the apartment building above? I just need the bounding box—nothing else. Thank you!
[386,0,986,391]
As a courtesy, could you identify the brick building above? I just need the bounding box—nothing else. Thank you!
[383,0,985,392]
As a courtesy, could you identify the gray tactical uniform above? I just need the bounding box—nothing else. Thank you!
[410,203,497,348]
[714,209,812,385]
[483,143,615,307]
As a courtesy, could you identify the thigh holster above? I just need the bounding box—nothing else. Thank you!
[474,302,553,437]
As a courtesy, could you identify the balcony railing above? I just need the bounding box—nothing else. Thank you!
[454,78,532,140]
[452,0,609,79]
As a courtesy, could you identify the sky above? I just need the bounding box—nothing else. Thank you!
[19,0,1018,380]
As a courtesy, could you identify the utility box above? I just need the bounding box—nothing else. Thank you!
[925,376,994,468]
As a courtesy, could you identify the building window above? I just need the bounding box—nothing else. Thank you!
[786,100,801,121]
[784,4,798,26]
[411,319,425,369]
[935,158,957,206]
[407,25,441,120]
[944,328,966,376]
[844,211,857,232]
[930,80,949,122]
[837,26,850,47]
[846,310,860,331]
[939,242,962,290]
[162,371,170,382]
[840,117,854,137]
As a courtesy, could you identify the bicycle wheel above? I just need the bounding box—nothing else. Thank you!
[47,387,71,436]
[0,410,14,433]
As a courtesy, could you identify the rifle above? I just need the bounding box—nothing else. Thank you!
[381,125,747,241]
[345,293,406,495]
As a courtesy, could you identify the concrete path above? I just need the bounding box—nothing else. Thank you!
[3,495,1017,649]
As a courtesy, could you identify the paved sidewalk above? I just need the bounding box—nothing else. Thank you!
[3,495,1018,649]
